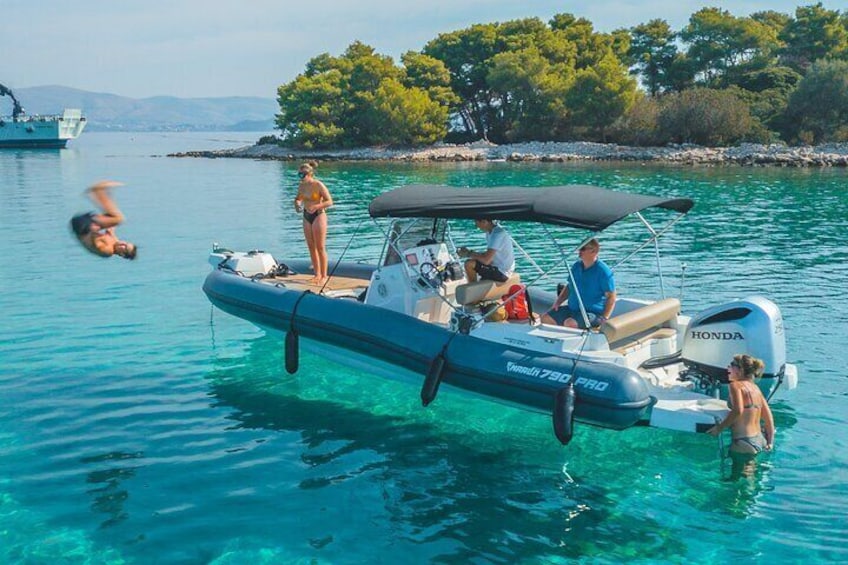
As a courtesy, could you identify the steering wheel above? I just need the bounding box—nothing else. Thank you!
[418,262,441,287]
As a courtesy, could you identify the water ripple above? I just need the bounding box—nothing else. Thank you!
[2,138,847,562]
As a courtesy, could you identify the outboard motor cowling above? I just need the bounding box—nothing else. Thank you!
[209,248,277,277]
[681,296,787,381]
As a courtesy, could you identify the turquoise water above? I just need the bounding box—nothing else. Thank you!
[1,132,846,563]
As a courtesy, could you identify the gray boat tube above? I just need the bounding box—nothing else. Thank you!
[203,263,656,433]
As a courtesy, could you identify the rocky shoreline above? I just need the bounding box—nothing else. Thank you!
[171,140,848,167]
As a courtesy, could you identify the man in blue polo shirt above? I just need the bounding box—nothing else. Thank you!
[542,238,616,328]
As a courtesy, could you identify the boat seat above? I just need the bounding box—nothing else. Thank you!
[601,298,680,347]
[611,328,677,354]
[455,274,521,306]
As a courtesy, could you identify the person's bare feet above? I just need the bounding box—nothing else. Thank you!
[86,180,124,194]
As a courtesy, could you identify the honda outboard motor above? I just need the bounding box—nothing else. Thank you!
[681,296,787,395]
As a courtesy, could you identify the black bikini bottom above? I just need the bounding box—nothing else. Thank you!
[303,209,324,224]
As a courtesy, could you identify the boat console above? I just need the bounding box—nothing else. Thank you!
[399,241,458,284]
[365,240,465,323]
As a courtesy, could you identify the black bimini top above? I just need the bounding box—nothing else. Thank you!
[368,184,694,231]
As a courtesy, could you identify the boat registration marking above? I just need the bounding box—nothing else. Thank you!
[505,362,610,391]
[506,362,570,384]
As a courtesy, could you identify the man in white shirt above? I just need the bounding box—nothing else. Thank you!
[457,218,515,283]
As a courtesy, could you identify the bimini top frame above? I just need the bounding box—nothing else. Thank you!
[370,184,695,324]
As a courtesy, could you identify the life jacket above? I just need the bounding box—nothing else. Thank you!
[503,284,530,320]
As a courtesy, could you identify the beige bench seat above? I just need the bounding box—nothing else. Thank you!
[455,274,521,306]
[600,298,680,349]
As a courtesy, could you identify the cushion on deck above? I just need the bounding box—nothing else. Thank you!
[455,274,521,305]
[600,298,680,344]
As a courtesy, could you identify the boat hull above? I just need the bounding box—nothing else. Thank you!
[0,109,86,148]
[203,264,656,431]
[0,137,69,149]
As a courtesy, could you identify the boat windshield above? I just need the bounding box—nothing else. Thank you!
[382,218,449,266]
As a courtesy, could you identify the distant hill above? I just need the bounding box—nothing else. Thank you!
[4,85,278,131]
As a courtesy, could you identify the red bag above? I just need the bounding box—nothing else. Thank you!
[503,284,530,320]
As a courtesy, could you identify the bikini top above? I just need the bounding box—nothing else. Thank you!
[733,382,761,410]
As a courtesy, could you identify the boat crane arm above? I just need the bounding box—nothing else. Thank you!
[0,83,24,119]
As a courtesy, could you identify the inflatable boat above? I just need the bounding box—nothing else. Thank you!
[203,185,798,443]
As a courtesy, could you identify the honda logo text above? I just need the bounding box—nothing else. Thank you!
[690,331,744,340]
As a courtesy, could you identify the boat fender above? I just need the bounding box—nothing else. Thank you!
[553,383,576,445]
[421,350,447,407]
[284,290,312,375]
[285,330,299,374]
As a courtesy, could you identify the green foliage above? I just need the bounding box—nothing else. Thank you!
[612,88,772,146]
[486,47,547,140]
[608,94,663,146]
[275,41,452,148]
[680,8,781,84]
[609,29,633,66]
[750,10,792,34]
[629,19,679,96]
[486,47,574,141]
[720,66,800,134]
[729,66,801,93]
[400,51,459,109]
[423,13,635,142]
[721,87,780,142]
[273,6,848,148]
[782,59,848,143]
[296,122,346,149]
[660,54,697,93]
[256,135,280,146]
[779,3,848,71]
[655,88,757,146]
[549,14,610,69]
[361,79,449,146]
[276,68,347,148]
[423,23,502,139]
[566,53,637,140]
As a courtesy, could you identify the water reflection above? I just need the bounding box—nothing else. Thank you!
[80,451,144,529]
[203,335,744,562]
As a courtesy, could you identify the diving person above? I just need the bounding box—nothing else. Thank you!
[70,180,137,260]
[294,161,333,284]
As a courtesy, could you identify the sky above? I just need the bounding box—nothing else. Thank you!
[2,0,843,100]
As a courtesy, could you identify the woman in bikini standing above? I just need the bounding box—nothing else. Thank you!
[708,354,776,478]
[294,161,333,284]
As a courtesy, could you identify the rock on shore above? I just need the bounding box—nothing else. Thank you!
[170,140,848,167]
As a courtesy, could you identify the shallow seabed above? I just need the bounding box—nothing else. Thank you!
[1,132,846,563]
